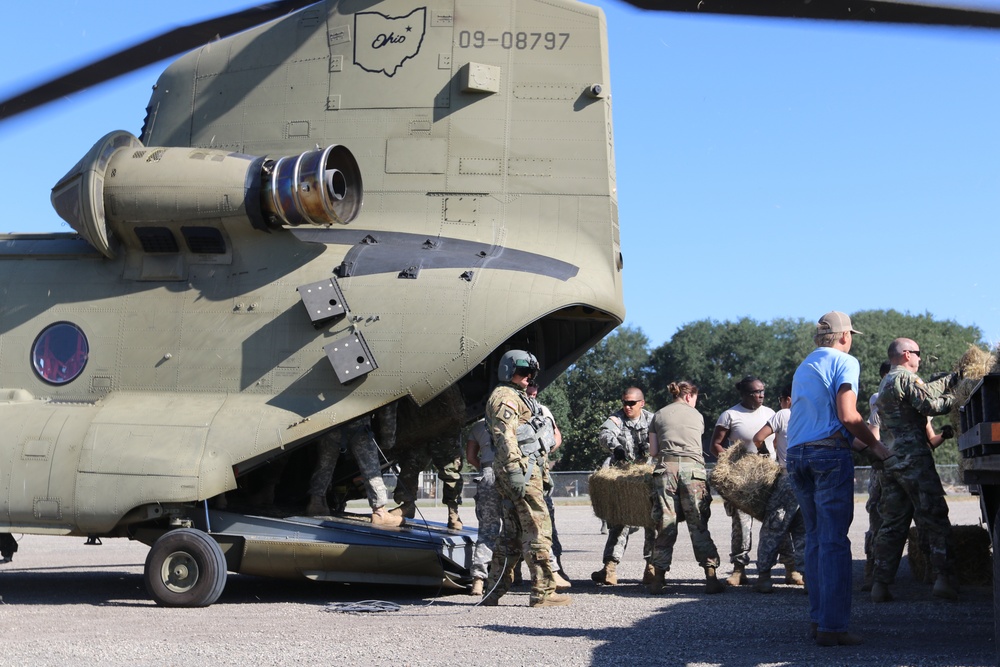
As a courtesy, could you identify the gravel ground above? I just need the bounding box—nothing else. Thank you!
[0,496,994,667]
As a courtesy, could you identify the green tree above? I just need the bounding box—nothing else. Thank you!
[543,325,652,471]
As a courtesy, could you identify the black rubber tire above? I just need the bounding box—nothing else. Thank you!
[144,528,227,607]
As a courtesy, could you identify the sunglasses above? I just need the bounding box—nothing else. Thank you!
[622,399,642,407]
[906,349,921,357]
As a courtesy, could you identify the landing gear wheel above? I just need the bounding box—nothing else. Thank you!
[144,528,227,607]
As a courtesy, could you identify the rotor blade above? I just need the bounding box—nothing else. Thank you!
[619,0,1000,28]
[0,0,319,121]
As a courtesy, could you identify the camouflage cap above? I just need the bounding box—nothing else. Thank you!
[816,311,862,336]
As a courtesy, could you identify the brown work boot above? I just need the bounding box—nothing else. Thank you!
[754,570,773,594]
[388,501,416,519]
[591,561,617,586]
[649,566,667,595]
[529,592,572,607]
[642,562,656,585]
[785,569,805,586]
[727,563,748,586]
[305,494,330,516]
[371,507,403,527]
[705,567,725,594]
[469,578,484,596]
[447,505,463,531]
[932,574,959,601]
[816,631,864,647]
[552,569,572,590]
[861,559,874,592]
[871,581,893,603]
[479,594,500,606]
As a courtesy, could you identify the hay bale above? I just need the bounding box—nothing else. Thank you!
[906,524,992,586]
[709,446,781,521]
[949,344,999,431]
[589,464,655,529]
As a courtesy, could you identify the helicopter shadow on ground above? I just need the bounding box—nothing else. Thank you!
[478,569,997,667]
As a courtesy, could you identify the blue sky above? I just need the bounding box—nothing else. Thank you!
[2,1,999,349]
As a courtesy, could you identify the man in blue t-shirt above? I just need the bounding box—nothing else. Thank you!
[786,311,894,648]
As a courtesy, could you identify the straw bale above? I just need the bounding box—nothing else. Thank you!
[949,344,998,431]
[906,525,992,586]
[589,464,656,530]
[708,446,781,521]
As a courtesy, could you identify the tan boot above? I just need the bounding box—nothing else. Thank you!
[649,566,667,595]
[529,592,572,607]
[932,574,959,600]
[371,506,403,527]
[469,578,484,596]
[388,501,416,519]
[306,494,329,516]
[447,505,463,531]
[754,570,773,594]
[590,561,617,586]
[785,570,805,586]
[705,567,725,595]
[727,563,748,586]
[642,562,656,585]
[552,569,572,590]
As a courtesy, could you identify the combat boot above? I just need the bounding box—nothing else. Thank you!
[727,563,748,586]
[469,578,484,596]
[754,570,773,594]
[861,559,874,592]
[649,566,667,595]
[371,507,403,527]
[447,505,463,531]
[642,562,656,585]
[591,560,617,585]
[932,574,959,601]
[871,580,893,603]
[785,569,805,586]
[704,567,724,594]
[552,569,572,590]
[388,501,416,519]
[816,631,864,647]
[305,494,330,516]
[529,592,572,607]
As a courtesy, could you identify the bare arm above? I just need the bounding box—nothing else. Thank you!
[710,425,729,457]
[752,424,773,453]
[648,430,660,458]
[836,385,892,460]
[551,424,563,453]
[465,438,481,471]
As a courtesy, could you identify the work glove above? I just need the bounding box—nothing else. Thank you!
[612,446,628,462]
[941,424,955,440]
[508,469,526,498]
[947,372,961,390]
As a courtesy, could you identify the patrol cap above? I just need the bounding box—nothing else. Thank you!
[816,311,862,336]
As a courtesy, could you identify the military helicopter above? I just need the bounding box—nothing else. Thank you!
[0,0,624,606]
[1,0,996,609]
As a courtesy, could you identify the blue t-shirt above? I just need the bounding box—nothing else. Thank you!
[787,346,860,448]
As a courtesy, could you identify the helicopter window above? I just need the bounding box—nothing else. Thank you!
[181,227,227,254]
[31,322,89,385]
[134,227,179,253]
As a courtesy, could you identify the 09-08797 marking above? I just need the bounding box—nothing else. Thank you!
[457,31,570,50]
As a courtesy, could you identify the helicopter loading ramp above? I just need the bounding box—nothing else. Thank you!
[138,510,475,591]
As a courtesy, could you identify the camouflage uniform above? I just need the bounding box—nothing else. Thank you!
[599,408,656,564]
[872,368,955,584]
[308,416,388,510]
[650,461,721,571]
[482,382,558,605]
[757,473,806,575]
[391,436,464,509]
[468,419,502,581]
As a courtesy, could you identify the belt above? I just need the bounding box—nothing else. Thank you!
[658,454,698,463]
[800,436,850,450]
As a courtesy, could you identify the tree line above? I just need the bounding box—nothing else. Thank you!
[539,309,984,470]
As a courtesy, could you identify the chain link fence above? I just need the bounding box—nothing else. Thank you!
[386,465,972,505]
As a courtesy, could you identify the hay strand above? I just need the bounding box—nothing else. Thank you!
[589,464,656,529]
[906,525,992,586]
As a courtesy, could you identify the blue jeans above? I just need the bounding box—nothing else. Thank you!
[786,445,855,634]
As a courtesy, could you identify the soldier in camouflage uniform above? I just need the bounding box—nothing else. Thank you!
[646,381,724,594]
[592,387,656,586]
[754,473,806,593]
[466,418,501,596]
[481,350,570,607]
[871,337,959,602]
[306,414,402,527]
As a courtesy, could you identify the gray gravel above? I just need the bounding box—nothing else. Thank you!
[0,496,993,666]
